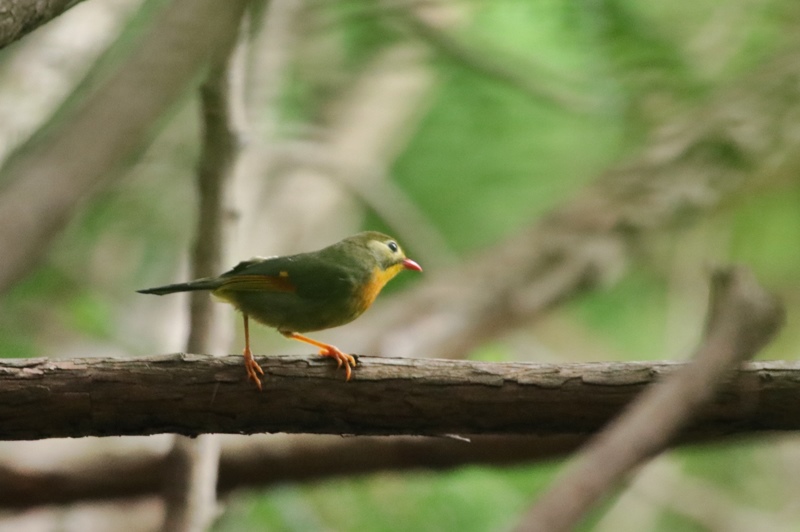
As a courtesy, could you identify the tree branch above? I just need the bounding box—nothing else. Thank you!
[515,266,784,531]
[392,7,593,111]
[1,355,798,440]
[0,265,787,512]
[0,434,586,509]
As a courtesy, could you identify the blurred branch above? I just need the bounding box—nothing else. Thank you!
[0,0,248,296]
[228,0,305,260]
[0,429,790,510]
[1,354,798,439]
[334,44,800,360]
[392,7,594,111]
[0,434,585,509]
[160,10,246,532]
[312,42,454,265]
[596,457,793,532]
[515,267,784,532]
[185,35,242,356]
[0,0,86,49]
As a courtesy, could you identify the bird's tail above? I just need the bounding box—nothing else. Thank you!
[137,278,222,295]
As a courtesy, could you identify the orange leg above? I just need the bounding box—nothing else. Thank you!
[242,314,264,390]
[282,332,357,381]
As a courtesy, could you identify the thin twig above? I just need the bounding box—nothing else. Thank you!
[393,7,595,111]
[160,8,246,532]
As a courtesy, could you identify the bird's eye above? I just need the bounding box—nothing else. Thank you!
[387,241,399,253]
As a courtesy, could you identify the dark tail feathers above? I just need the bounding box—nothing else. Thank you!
[137,278,222,295]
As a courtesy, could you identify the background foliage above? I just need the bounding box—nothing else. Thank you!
[1,0,799,530]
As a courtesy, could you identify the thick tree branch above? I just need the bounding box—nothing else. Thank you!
[0,265,787,512]
[1,356,798,440]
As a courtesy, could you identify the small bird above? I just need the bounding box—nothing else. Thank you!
[138,232,422,390]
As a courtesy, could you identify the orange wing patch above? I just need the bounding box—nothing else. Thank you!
[218,274,296,293]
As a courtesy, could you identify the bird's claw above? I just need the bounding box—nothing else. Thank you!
[243,348,264,391]
[319,345,356,381]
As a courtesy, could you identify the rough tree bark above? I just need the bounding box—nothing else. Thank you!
[1,356,799,440]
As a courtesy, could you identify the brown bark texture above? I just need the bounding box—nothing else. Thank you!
[1,355,798,440]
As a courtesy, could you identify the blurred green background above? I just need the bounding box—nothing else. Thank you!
[2,0,800,530]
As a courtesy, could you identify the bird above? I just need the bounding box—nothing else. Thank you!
[138,231,422,390]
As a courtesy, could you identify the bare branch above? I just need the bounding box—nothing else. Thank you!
[0,354,797,440]
[393,7,594,111]
[515,267,784,532]
[0,263,787,512]
[0,434,586,509]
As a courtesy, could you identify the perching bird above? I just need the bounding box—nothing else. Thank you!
[138,232,422,390]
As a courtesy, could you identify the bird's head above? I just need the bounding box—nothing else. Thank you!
[353,231,423,273]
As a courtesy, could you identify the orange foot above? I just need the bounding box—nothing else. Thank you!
[282,331,357,381]
[318,344,357,381]
[243,348,264,391]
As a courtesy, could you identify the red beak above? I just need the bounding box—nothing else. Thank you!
[402,258,423,272]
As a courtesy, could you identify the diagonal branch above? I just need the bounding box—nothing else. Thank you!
[515,266,784,531]
[0,0,249,295]
[393,7,593,111]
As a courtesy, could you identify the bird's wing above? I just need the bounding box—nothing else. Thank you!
[218,253,355,300]
[217,274,296,293]
[224,256,278,275]
[217,256,296,293]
